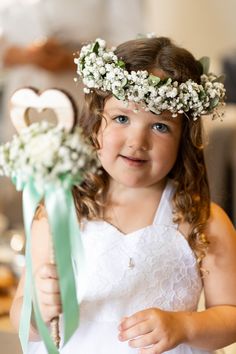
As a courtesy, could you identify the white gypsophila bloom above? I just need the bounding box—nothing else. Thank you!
[158,85,169,97]
[83,87,90,94]
[106,71,115,80]
[166,87,178,98]
[0,121,101,187]
[86,79,96,88]
[74,38,226,119]
[96,58,104,67]
[99,67,106,75]
[26,133,61,168]
[96,38,106,48]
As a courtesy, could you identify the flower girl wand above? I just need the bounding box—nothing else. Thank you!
[0,87,100,353]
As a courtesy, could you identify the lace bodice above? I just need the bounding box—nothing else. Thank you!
[77,211,202,323]
[28,180,212,354]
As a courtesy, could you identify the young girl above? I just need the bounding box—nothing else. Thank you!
[10,36,236,354]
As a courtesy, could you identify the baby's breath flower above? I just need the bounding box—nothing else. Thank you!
[0,122,101,187]
[75,38,226,120]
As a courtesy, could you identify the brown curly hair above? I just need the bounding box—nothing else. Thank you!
[73,37,210,263]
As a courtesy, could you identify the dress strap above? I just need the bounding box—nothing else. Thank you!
[153,179,178,228]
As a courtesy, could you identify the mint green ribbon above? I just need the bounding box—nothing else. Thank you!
[17,176,82,353]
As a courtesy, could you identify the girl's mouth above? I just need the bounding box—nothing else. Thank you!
[119,154,148,166]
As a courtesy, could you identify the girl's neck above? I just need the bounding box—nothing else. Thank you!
[103,178,167,234]
[106,178,167,205]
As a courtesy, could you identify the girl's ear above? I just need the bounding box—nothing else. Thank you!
[91,130,101,149]
[96,131,103,150]
[95,115,107,149]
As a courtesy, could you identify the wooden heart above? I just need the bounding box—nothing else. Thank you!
[10,87,77,133]
[25,107,58,125]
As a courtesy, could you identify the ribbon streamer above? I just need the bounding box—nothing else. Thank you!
[18,177,82,353]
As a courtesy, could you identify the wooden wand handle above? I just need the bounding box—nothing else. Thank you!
[50,246,61,349]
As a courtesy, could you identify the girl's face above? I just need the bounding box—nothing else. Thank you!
[97,97,182,189]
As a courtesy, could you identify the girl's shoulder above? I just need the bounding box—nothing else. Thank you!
[179,202,235,247]
[206,202,236,242]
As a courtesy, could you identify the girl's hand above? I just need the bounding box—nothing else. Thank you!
[34,264,61,324]
[118,308,186,354]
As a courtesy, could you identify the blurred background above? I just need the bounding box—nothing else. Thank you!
[0,0,235,353]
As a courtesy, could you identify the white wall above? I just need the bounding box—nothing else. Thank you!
[145,0,236,72]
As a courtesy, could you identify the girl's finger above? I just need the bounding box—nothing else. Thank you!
[128,330,158,349]
[119,320,152,341]
[119,309,151,330]
[139,340,168,354]
[40,292,61,306]
[38,264,58,279]
[37,278,60,294]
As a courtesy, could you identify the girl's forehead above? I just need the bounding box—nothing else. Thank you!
[104,96,137,112]
[149,68,167,79]
[104,96,153,114]
[103,96,182,124]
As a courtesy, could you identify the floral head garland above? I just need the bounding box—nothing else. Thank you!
[74,38,226,120]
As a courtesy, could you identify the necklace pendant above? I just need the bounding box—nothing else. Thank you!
[128,257,135,269]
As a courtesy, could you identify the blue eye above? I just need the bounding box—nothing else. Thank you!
[152,123,169,133]
[114,115,129,124]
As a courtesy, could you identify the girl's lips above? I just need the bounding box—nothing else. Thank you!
[119,154,148,166]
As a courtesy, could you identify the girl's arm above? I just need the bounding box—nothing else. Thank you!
[182,202,236,349]
[10,215,61,341]
[119,203,236,353]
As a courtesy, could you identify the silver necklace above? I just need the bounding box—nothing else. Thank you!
[128,257,135,269]
[111,205,136,270]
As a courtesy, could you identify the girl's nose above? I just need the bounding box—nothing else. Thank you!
[127,128,150,151]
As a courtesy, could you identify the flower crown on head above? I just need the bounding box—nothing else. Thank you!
[74,38,226,120]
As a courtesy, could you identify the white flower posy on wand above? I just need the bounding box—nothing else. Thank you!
[0,86,103,353]
[0,119,101,353]
[0,121,100,190]
[74,38,226,120]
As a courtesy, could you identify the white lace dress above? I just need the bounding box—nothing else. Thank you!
[28,180,213,354]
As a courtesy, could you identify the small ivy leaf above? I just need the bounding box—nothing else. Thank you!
[199,90,206,100]
[210,97,219,109]
[92,41,99,54]
[199,57,210,74]
[162,77,172,85]
[121,78,128,87]
[212,74,225,83]
[117,60,126,68]
[165,78,172,85]
[148,75,161,86]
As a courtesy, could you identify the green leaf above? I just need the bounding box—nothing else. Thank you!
[199,57,210,74]
[210,97,219,109]
[81,57,85,69]
[121,78,128,87]
[92,41,99,54]
[165,78,172,85]
[212,74,225,83]
[117,60,126,68]
[148,75,161,86]
[199,90,206,100]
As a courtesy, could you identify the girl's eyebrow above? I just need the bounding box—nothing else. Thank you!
[155,115,179,124]
[153,112,183,125]
[103,107,132,115]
